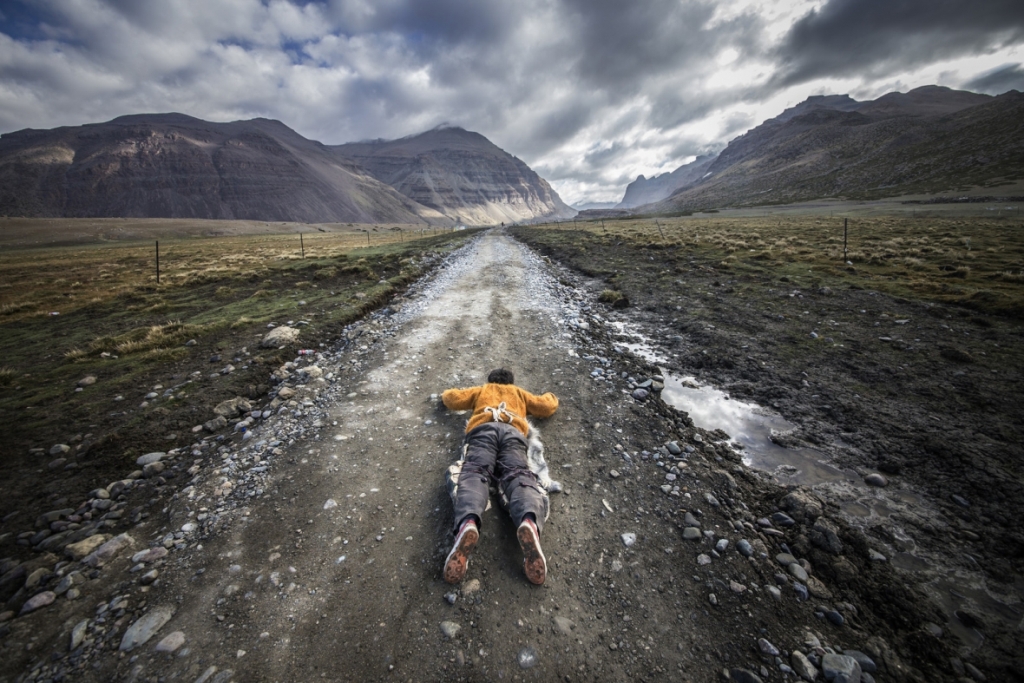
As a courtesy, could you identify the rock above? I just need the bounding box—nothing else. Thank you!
[277,386,296,399]
[709,593,717,605]
[140,569,159,585]
[83,533,134,567]
[77,375,97,387]
[195,666,218,683]
[868,549,887,562]
[729,580,746,594]
[710,469,737,491]
[924,622,943,637]
[136,452,166,466]
[776,553,797,566]
[553,616,574,636]
[779,490,823,522]
[864,473,888,487]
[715,539,729,553]
[609,469,620,479]
[631,388,649,401]
[19,591,56,615]
[120,605,175,651]
[737,540,753,557]
[964,662,986,682]
[705,493,720,507]
[261,326,300,348]
[842,650,876,674]
[667,441,681,455]
[65,534,110,561]
[155,631,186,653]
[793,583,809,601]
[952,494,971,507]
[55,571,84,595]
[214,397,251,418]
[788,563,809,582]
[771,512,796,527]
[25,567,48,589]
[683,512,701,527]
[807,576,833,599]
[440,621,460,639]
[683,528,702,541]
[809,518,844,555]
[697,554,711,566]
[767,586,782,601]
[131,547,169,564]
[49,444,71,456]
[729,668,764,683]
[462,579,481,595]
[758,638,780,656]
[792,651,819,681]
[825,609,844,626]
[70,619,88,650]
[204,415,228,432]
[444,592,457,605]
[821,653,861,683]
[143,461,165,478]
[621,532,636,547]
[323,499,338,510]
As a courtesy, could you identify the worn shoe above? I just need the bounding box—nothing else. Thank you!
[517,518,547,585]
[443,519,479,584]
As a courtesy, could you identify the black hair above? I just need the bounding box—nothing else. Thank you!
[487,368,514,385]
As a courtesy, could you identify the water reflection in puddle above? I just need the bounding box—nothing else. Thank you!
[610,319,1021,650]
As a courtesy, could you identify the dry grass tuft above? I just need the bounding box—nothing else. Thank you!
[0,367,14,385]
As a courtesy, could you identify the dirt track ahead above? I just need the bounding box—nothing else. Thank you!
[4,230,964,683]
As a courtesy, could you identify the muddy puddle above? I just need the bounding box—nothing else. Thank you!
[609,319,1022,650]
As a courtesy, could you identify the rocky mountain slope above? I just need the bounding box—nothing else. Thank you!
[333,126,576,225]
[617,154,717,209]
[625,86,1024,213]
[0,114,448,224]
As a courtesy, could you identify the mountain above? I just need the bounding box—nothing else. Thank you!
[646,86,1024,212]
[617,154,717,209]
[333,126,575,225]
[0,113,447,223]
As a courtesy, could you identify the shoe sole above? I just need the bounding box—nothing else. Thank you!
[517,523,546,585]
[443,525,479,584]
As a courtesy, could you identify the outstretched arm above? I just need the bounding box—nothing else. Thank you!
[442,387,481,411]
[523,390,558,418]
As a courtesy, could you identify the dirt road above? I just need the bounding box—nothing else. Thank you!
[3,230,964,682]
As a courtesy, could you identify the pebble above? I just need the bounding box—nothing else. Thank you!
[709,593,718,605]
[758,638,780,657]
[120,605,175,651]
[444,592,457,605]
[155,631,186,653]
[924,622,943,637]
[821,653,861,683]
[621,532,636,547]
[462,579,481,595]
[729,668,763,683]
[683,512,701,527]
[776,553,797,567]
[868,549,887,562]
[553,616,574,636]
[952,494,970,508]
[771,512,796,527]
[19,591,56,615]
[715,539,729,553]
[440,621,460,639]
[864,473,888,487]
[842,650,876,674]
[683,528,702,541]
[697,554,711,566]
[791,651,818,681]
[793,583,809,601]
[705,493,720,507]
[825,610,844,626]
[729,580,746,594]
[70,619,88,650]
[323,499,338,510]
[517,646,539,669]
[788,563,809,582]
[737,540,753,557]
[631,388,649,401]
[609,469,620,479]
[666,441,681,455]
[767,586,782,601]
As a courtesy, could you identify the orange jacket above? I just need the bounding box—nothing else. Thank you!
[442,383,558,437]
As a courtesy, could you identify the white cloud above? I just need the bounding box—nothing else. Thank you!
[1,0,1022,206]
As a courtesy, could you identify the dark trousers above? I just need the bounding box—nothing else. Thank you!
[453,422,549,535]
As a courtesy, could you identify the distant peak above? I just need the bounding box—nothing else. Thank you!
[109,112,203,125]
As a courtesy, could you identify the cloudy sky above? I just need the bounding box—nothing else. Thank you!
[2,0,1023,206]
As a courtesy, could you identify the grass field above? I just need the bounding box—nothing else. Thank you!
[0,222,479,473]
[538,212,1024,318]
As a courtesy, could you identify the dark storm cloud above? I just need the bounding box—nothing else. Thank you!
[964,63,1024,94]
[774,0,1024,85]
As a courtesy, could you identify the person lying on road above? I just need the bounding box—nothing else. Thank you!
[440,368,558,585]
